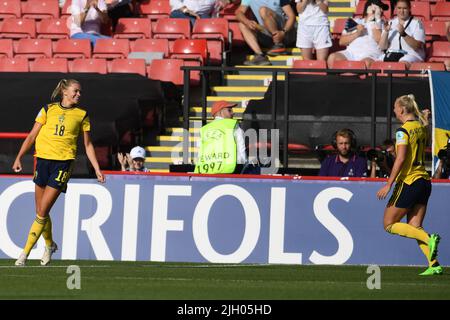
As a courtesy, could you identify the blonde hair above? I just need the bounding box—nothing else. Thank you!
[51,79,80,101]
[395,94,427,125]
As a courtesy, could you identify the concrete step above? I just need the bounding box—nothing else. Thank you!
[224,74,285,86]
[212,86,268,97]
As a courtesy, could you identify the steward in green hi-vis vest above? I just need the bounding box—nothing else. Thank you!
[195,118,238,174]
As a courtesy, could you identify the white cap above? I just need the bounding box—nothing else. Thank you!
[130,146,146,160]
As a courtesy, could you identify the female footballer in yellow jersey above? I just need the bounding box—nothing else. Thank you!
[12,79,105,266]
[377,94,442,276]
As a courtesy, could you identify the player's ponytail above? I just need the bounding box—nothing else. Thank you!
[51,79,80,101]
[396,94,427,126]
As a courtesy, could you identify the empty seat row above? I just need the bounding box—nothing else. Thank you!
[292,59,447,77]
[0,0,60,20]
[0,38,211,62]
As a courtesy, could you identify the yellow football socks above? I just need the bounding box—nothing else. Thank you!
[23,215,48,255]
[42,216,53,247]
[385,222,429,243]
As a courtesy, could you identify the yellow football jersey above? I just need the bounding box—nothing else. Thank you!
[34,103,90,160]
[395,120,430,185]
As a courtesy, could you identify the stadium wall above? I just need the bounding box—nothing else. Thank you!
[1,173,449,266]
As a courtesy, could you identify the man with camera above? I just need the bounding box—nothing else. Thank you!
[319,128,367,177]
[433,143,450,179]
[368,139,396,178]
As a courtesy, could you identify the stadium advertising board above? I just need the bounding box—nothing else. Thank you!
[1,174,449,265]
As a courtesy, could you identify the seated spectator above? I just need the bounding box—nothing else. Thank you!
[117,146,150,172]
[378,0,425,69]
[295,0,332,61]
[235,0,296,66]
[445,21,450,71]
[318,128,368,177]
[106,0,136,32]
[70,0,111,47]
[169,0,216,28]
[327,0,387,68]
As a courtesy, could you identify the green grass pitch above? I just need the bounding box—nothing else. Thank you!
[0,260,449,300]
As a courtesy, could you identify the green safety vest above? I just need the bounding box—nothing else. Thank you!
[195,119,238,174]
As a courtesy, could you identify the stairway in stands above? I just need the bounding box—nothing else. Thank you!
[145,1,355,172]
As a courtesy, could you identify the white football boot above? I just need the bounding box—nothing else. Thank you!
[41,242,58,266]
[15,252,28,266]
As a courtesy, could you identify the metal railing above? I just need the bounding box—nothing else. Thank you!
[180,66,429,166]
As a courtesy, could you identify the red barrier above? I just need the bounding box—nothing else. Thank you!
[0,132,36,172]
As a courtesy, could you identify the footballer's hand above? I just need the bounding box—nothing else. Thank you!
[96,169,105,183]
[377,184,391,200]
[12,159,22,173]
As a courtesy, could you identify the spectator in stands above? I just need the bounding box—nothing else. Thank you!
[70,0,111,46]
[106,0,136,32]
[235,0,296,66]
[378,0,425,68]
[327,0,387,68]
[369,139,396,178]
[13,79,105,267]
[318,128,368,177]
[169,0,217,28]
[195,100,247,174]
[117,145,150,172]
[295,0,332,61]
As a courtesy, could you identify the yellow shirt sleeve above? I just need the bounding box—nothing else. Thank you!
[35,107,47,124]
[396,129,409,146]
[82,114,90,132]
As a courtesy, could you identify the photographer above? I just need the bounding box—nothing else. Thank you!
[433,144,450,179]
[369,139,396,178]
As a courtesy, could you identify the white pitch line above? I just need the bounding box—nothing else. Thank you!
[0,265,113,269]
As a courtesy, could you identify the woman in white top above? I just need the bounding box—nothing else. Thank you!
[378,0,425,68]
[296,0,332,61]
[70,0,111,46]
[327,0,387,68]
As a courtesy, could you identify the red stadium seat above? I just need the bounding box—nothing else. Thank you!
[0,0,21,20]
[332,18,346,38]
[53,39,91,59]
[331,60,367,77]
[109,58,147,76]
[93,39,130,59]
[217,2,246,46]
[30,58,68,72]
[15,39,53,59]
[147,58,184,85]
[192,18,230,65]
[114,18,152,40]
[409,62,446,77]
[138,0,171,29]
[432,2,450,21]
[153,18,191,51]
[37,18,70,40]
[370,61,407,77]
[130,38,170,58]
[61,0,72,18]
[0,39,13,58]
[21,0,60,20]
[170,39,207,83]
[428,41,450,62]
[0,18,36,39]
[170,39,208,64]
[0,57,29,72]
[69,58,108,74]
[404,2,431,21]
[292,59,327,75]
